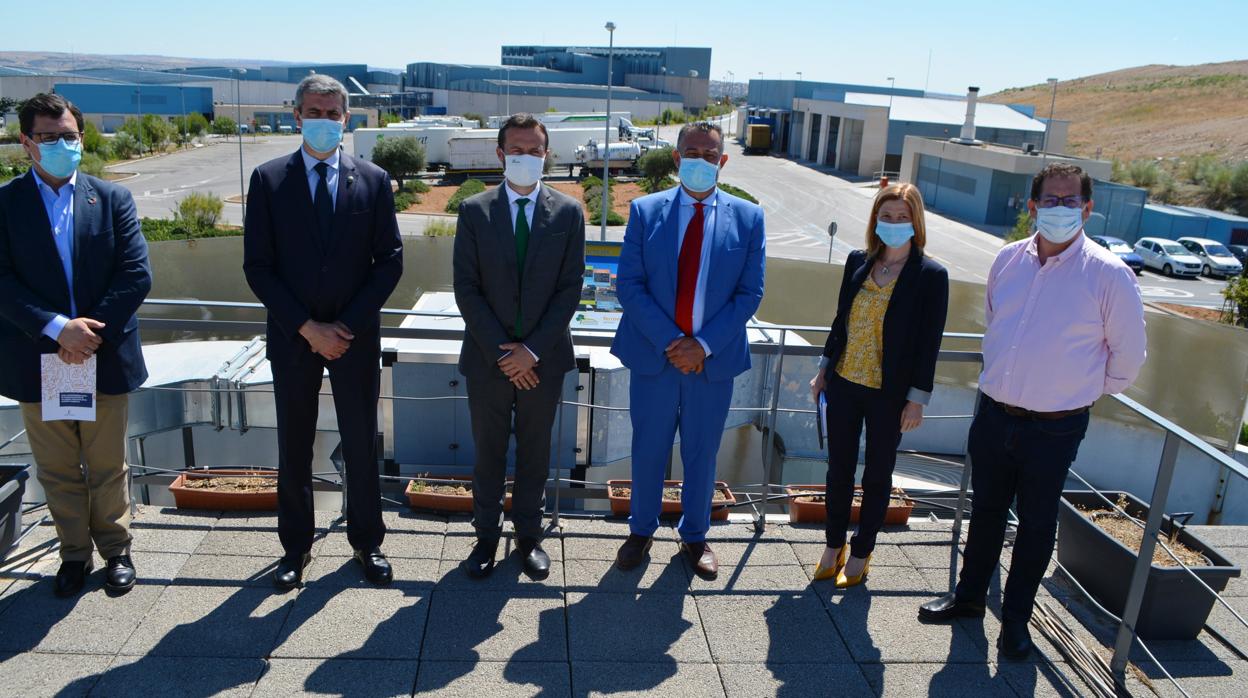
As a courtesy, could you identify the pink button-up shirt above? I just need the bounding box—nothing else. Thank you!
[979,233,1147,413]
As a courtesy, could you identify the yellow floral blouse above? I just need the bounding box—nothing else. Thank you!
[835,273,898,389]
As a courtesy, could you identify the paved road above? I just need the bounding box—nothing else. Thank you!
[111,129,1229,307]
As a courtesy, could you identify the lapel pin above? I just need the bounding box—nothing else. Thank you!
[87,197,96,205]
[347,174,355,186]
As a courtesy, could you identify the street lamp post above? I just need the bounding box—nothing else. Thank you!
[236,69,247,219]
[601,21,616,242]
[1041,77,1059,167]
[505,66,511,115]
[134,86,143,156]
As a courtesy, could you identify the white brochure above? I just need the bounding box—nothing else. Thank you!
[41,353,97,422]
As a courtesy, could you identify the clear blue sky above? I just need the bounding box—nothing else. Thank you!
[6,0,1247,94]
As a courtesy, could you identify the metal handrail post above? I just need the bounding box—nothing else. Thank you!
[757,328,787,533]
[948,390,981,591]
[1110,431,1182,680]
[552,397,565,526]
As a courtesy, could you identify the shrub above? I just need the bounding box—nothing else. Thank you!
[1125,160,1160,189]
[372,135,427,188]
[211,117,238,136]
[393,191,418,212]
[140,217,242,242]
[82,122,106,154]
[586,181,625,226]
[402,179,431,194]
[1222,274,1248,328]
[424,219,457,237]
[1005,209,1033,242]
[176,191,224,229]
[80,152,107,178]
[638,147,676,192]
[110,132,142,160]
[461,112,486,128]
[718,182,758,204]
[445,179,487,213]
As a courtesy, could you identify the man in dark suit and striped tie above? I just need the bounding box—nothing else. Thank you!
[244,75,403,590]
[453,113,585,579]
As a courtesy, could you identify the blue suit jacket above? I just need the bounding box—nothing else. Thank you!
[610,186,766,382]
[0,170,152,403]
[243,150,403,362]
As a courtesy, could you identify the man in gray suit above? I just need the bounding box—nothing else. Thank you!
[452,113,585,579]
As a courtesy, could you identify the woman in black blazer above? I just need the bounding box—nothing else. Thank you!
[808,183,949,588]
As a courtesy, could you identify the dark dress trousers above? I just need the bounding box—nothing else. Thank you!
[0,171,151,403]
[453,184,585,541]
[820,247,948,556]
[243,149,403,556]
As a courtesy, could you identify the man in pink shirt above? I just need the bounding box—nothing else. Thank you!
[918,163,1147,659]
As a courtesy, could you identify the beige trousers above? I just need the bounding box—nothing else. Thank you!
[20,392,133,561]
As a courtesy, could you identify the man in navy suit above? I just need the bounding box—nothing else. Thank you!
[244,75,403,590]
[0,94,152,597]
[610,122,766,579]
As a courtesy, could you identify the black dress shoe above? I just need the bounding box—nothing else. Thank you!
[918,592,987,622]
[54,559,93,598]
[273,553,311,591]
[615,534,653,571]
[354,547,393,586]
[463,538,499,579]
[998,619,1034,659]
[104,555,136,594]
[518,538,551,580]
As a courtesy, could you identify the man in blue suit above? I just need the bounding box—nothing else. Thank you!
[0,94,151,597]
[244,75,403,590]
[611,121,766,579]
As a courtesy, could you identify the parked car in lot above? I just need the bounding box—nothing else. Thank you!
[1090,235,1144,275]
[1177,237,1244,277]
[1228,244,1248,269]
[1133,237,1203,277]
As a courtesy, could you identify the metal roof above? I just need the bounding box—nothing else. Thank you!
[844,92,1048,132]
[1175,205,1248,223]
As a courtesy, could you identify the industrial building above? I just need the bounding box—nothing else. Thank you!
[54,83,214,132]
[406,45,711,119]
[1142,204,1248,245]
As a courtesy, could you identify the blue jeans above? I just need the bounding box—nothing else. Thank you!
[955,394,1090,623]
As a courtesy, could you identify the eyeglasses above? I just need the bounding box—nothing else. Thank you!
[29,131,83,145]
[1037,195,1085,209]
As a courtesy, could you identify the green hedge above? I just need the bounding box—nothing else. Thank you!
[717,182,757,204]
[445,179,487,213]
[394,191,419,212]
[402,180,431,194]
[140,217,242,242]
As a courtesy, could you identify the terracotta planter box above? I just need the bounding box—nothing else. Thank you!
[606,479,736,521]
[784,485,915,525]
[169,468,278,511]
[405,475,512,513]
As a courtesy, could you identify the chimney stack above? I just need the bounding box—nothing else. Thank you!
[951,86,984,145]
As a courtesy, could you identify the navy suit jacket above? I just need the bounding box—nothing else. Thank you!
[0,170,152,403]
[610,186,766,382]
[243,150,403,362]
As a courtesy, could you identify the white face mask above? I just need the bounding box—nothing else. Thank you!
[1035,205,1084,244]
[504,154,545,188]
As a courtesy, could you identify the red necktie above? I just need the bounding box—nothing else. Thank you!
[676,202,705,336]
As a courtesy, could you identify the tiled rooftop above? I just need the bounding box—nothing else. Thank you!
[2,506,1247,697]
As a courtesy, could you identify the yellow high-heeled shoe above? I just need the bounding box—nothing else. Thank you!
[835,553,872,588]
[812,544,848,582]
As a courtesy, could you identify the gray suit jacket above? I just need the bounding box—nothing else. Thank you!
[453,183,585,379]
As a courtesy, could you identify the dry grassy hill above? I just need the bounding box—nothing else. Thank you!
[984,61,1248,163]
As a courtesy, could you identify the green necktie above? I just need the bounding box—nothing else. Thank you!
[514,198,531,337]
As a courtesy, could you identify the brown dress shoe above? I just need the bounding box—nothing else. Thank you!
[616,534,653,570]
[681,541,718,580]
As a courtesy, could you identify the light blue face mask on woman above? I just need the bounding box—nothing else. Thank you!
[875,221,915,248]
[301,118,343,153]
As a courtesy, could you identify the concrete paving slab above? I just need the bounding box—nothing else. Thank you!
[811,562,933,599]
[0,581,163,654]
[305,554,438,589]
[789,541,912,568]
[0,651,111,697]
[441,532,564,561]
[717,661,873,697]
[862,661,1016,697]
[320,529,444,559]
[195,528,310,559]
[175,554,275,587]
[571,661,725,697]
[415,660,571,697]
[435,555,564,590]
[253,658,418,697]
[997,660,1087,698]
[563,556,690,594]
[1134,660,1248,698]
[93,655,264,697]
[688,563,812,594]
[422,590,566,662]
[696,591,852,663]
[271,587,429,659]
[566,591,712,663]
[562,534,676,562]
[699,541,801,567]
[823,594,984,664]
[119,585,294,657]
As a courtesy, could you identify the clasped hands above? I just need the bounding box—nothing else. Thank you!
[299,320,355,361]
[498,342,539,390]
[56,317,105,365]
[666,336,706,375]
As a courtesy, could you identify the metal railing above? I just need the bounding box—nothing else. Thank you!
[5,298,1248,695]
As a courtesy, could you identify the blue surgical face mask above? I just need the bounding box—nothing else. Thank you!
[36,139,82,179]
[1035,205,1084,244]
[301,118,343,153]
[677,156,720,193]
[875,221,915,248]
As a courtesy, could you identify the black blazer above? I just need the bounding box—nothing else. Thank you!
[0,171,151,403]
[452,184,586,380]
[243,150,403,362]
[822,247,949,401]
